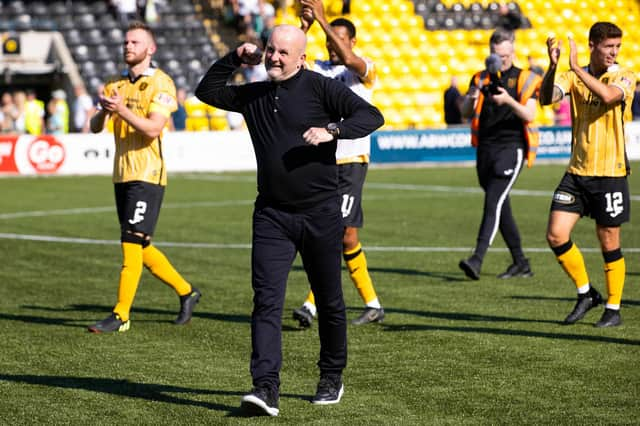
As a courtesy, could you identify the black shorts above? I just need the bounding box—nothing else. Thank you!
[476,143,525,186]
[550,173,630,226]
[338,162,367,228]
[114,181,165,236]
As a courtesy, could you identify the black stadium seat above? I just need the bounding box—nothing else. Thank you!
[72,45,91,62]
[7,0,224,95]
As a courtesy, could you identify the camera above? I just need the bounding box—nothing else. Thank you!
[484,54,503,95]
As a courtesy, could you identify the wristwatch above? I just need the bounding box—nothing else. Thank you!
[326,122,340,139]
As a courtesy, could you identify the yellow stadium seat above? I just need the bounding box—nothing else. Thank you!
[393,1,414,15]
[300,0,640,129]
[324,0,343,17]
[186,117,209,131]
[184,96,209,131]
[206,105,229,131]
[351,2,372,14]
[372,93,393,110]
[390,28,411,44]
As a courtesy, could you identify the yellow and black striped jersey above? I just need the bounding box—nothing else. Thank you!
[104,67,177,185]
[556,64,636,177]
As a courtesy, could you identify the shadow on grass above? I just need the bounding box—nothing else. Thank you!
[0,312,82,328]
[14,305,325,334]
[381,307,558,325]
[291,264,464,282]
[510,295,640,307]
[19,304,250,325]
[0,374,236,411]
[381,322,640,346]
[369,266,464,282]
[0,374,309,417]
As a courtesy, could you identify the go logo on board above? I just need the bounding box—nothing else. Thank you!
[27,136,65,173]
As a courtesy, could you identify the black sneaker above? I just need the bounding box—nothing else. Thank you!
[351,307,385,325]
[293,305,314,328]
[312,374,344,405]
[497,259,533,279]
[240,387,279,416]
[175,287,201,325]
[459,257,481,280]
[563,287,603,325]
[594,308,622,328]
[88,313,130,333]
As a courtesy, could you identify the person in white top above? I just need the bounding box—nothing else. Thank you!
[295,0,384,327]
[73,85,96,133]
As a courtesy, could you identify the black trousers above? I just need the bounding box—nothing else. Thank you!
[473,144,526,263]
[250,197,347,391]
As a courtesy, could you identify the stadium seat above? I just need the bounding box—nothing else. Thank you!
[106,28,124,47]
[72,45,90,63]
[6,1,26,16]
[93,45,113,62]
[49,2,68,16]
[28,2,49,17]
[83,28,104,46]
[208,105,230,131]
[14,14,33,31]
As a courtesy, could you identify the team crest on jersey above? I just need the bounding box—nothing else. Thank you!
[507,78,516,88]
[139,82,148,91]
[553,191,574,204]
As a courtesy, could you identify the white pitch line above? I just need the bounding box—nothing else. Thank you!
[180,174,256,182]
[0,206,116,219]
[366,182,640,201]
[1,232,638,253]
[0,199,255,220]
[1,182,637,221]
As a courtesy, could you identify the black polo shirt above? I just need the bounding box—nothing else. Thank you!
[196,51,384,211]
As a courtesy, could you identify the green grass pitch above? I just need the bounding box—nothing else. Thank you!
[0,163,638,424]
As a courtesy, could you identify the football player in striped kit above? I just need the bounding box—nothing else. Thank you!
[295,0,384,327]
[540,22,635,327]
[88,21,200,333]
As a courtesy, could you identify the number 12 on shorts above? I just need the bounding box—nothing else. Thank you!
[605,192,623,218]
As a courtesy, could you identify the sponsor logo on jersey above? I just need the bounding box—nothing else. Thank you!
[620,76,632,88]
[156,92,174,107]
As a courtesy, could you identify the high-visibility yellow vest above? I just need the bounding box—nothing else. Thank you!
[25,99,45,135]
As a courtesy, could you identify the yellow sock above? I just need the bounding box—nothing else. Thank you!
[344,243,379,306]
[556,242,590,290]
[142,244,192,296]
[113,242,143,322]
[604,257,625,307]
[303,290,316,307]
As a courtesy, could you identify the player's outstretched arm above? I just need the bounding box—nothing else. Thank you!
[540,36,562,105]
[301,0,367,77]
